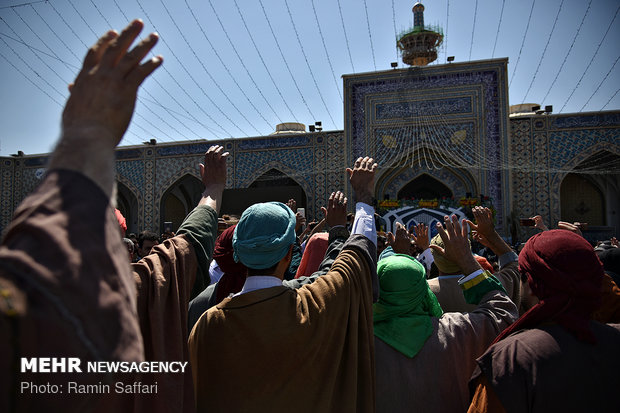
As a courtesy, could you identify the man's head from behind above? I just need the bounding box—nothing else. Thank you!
[233,202,296,277]
[494,229,604,344]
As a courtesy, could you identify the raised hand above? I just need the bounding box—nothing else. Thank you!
[321,191,348,228]
[391,222,412,255]
[532,215,549,231]
[198,145,229,213]
[200,145,229,190]
[62,19,162,147]
[430,215,481,275]
[411,222,429,250]
[50,20,162,198]
[465,206,494,238]
[346,157,377,205]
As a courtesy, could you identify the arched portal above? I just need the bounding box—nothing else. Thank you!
[160,174,203,233]
[397,174,453,200]
[560,173,605,226]
[116,181,139,234]
[221,169,307,216]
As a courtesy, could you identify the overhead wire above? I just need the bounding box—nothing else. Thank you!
[110,0,225,139]
[580,54,620,112]
[145,0,259,136]
[391,0,398,62]
[11,6,74,71]
[509,0,536,88]
[522,0,564,103]
[133,0,244,137]
[469,0,478,61]
[362,0,376,71]
[540,0,592,104]
[0,46,63,107]
[0,31,78,70]
[29,4,82,64]
[230,0,297,121]
[491,0,505,58]
[2,13,67,86]
[66,0,99,39]
[310,0,342,101]
[336,0,355,73]
[282,0,337,128]
[601,87,620,111]
[444,0,449,62]
[257,0,317,122]
[0,31,65,102]
[200,0,279,127]
[0,1,47,11]
[560,4,620,112]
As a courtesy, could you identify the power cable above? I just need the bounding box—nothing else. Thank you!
[509,0,536,88]
[522,0,564,103]
[560,4,620,112]
[152,0,261,135]
[231,0,297,121]
[336,0,355,73]
[469,0,478,61]
[134,0,246,136]
[200,0,279,127]
[541,0,592,104]
[491,0,505,58]
[362,0,376,71]
[257,0,317,121]
[283,0,337,129]
[310,0,342,101]
[580,54,620,112]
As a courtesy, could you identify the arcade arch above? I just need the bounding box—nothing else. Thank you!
[159,174,203,232]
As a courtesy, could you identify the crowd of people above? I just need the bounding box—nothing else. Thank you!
[1,20,619,412]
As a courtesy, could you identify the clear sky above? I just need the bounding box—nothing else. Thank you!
[0,0,618,156]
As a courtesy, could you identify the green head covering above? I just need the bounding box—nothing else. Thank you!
[373,254,443,358]
[233,202,296,270]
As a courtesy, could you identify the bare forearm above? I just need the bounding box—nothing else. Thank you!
[198,184,224,214]
[483,232,512,256]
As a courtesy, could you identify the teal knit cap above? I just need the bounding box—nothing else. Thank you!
[233,202,297,270]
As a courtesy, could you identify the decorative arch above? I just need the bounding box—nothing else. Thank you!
[238,160,311,194]
[550,148,620,226]
[159,173,203,233]
[560,173,605,225]
[397,174,453,200]
[376,149,478,200]
[222,167,308,216]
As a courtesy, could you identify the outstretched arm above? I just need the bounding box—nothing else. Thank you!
[198,145,229,213]
[49,19,162,198]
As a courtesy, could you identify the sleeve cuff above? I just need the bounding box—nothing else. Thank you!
[458,270,507,305]
[498,251,518,268]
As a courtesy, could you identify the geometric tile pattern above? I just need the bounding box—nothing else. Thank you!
[509,112,620,240]
[344,59,510,232]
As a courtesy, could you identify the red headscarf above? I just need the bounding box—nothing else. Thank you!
[214,225,247,303]
[493,230,603,344]
[295,233,329,279]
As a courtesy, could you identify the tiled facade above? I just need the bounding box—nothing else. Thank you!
[1,60,619,241]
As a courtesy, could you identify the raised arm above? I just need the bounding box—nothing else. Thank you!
[466,207,512,257]
[49,19,162,198]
